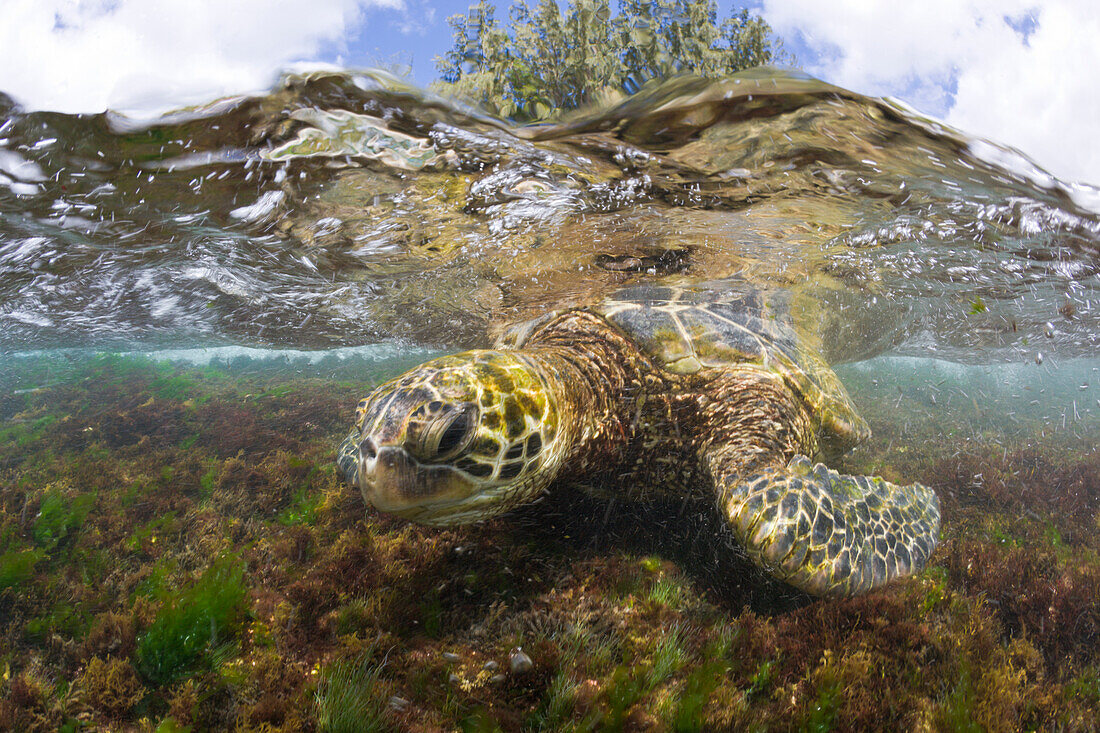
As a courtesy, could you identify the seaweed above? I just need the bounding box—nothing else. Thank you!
[0,547,44,589]
[277,486,324,526]
[24,600,93,641]
[646,624,687,689]
[134,555,249,685]
[33,487,93,551]
[314,650,393,733]
[670,656,731,732]
[76,656,146,719]
[525,669,580,731]
[935,667,984,733]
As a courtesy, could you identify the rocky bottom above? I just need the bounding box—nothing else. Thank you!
[1,354,1098,731]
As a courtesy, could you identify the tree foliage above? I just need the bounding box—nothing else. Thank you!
[435,0,787,120]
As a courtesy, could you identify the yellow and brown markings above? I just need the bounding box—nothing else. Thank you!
[719,456,940,597]
[349,350,559,488]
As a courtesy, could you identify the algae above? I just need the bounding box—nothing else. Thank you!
[33,487,93,551]
[0,548,44,589]
[314,650,393,733]
[135,555,248,685]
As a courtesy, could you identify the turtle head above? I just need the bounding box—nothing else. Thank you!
[338,350,564,525]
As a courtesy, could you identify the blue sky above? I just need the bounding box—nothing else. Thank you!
[0,0,1096,185]
[342,0,469,80]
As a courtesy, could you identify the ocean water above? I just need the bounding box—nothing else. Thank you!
[2,69,1099,730]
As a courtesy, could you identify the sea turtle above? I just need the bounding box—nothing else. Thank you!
[337,279,940,597]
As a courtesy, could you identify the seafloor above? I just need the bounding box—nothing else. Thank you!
[1,354,1098,732]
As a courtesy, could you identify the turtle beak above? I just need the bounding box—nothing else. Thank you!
[356,436,407,512]
[356,436,477,518]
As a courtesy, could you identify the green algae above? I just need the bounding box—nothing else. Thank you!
[526,669,580,731]
[0,548,44,589]
[277,486,324,526]
[126,513,179,554]
[937,667,984,733]
[1066,666,1100,709]
[135,555,248,685]
[153,717,193,733]
[671,656,730,732]
[32,488,93,551]
[24,600,93,641]
[646,625,688,689]
[314,650,393,733]
[645,571,689,609]
[0,415,57,448]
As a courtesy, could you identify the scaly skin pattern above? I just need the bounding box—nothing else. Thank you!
[338,350,567,525]
[716,456,941,597]
[340,309,941,596]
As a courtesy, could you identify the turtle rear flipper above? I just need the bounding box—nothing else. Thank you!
[713,454,940,597]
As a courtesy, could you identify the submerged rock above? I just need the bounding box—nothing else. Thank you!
[509,647,534,675]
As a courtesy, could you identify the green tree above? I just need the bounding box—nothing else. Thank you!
[435,0,787,120]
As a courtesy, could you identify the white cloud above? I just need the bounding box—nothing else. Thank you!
[0,0,402,115]
[3,0,1097,187]
[763,0,1100,185]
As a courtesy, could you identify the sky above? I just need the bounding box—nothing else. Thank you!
[0,0,1097,185]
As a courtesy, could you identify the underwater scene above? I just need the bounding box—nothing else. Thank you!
[1,68,1099,731]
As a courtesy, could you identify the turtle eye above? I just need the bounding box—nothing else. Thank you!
[413,404,477,462]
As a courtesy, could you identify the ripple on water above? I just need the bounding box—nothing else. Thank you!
[0,68,1096,362]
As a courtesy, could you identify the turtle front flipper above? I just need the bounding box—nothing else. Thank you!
[337,428,361,487]
[710,454,940,597]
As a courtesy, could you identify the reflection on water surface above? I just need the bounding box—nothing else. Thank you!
[1,68,1097,358]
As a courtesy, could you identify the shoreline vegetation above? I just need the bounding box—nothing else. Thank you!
[432,0,787,122]
[1,354,1098,731]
